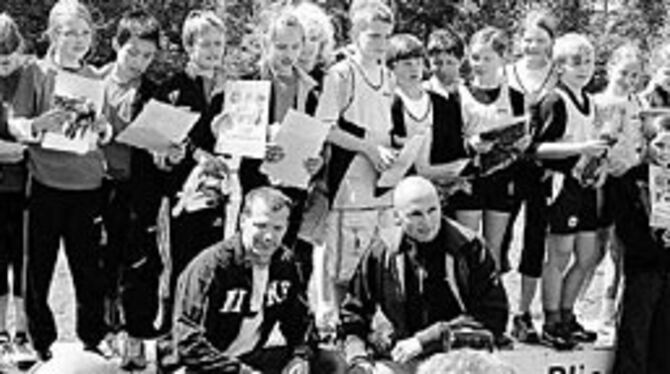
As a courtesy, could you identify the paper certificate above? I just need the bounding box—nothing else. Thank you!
[377,135,425,188]
[116,99,200,153]
[650,164,670,228]
[41,131,96,155]
[214,80,271,159]
[260,109,330,189]
[54,70,105,113]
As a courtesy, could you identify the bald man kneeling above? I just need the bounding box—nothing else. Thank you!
[339,176,509,374]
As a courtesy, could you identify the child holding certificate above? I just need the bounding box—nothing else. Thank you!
[8,0,112,363]
[98,9,165,369]
[451,26,526,272]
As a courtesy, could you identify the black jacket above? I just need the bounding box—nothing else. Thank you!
[173,235,311,373]
[340,219,509,360]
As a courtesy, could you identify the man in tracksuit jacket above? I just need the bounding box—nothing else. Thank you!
[172,187,312,374]
[340,177,509,373]
[610,161,670,374]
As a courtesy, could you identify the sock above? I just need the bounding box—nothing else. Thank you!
[544,309,561,325]
[560,308,575,323]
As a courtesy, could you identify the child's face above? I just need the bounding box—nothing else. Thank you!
[0,52,22,77]
[187,27,225,71]
[654,64,670,92]
[115,37,157,81]
[354,20,393,62]
[520,26,552,61]
[267,25,303,78]
[469,43,504,81]
[428,51,460,86]
[560,48,595,89]
[393,57,424,88]
[298,23,322,72]
[609,58,641,95]
[53,16,93,61]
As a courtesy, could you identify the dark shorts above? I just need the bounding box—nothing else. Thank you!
[449,173,516,213]
[547,175,598,234]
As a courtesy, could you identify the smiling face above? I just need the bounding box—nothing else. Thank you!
[520,26,552,63]
[560,47,595,90]
[53,16,93,63]
[114,36,157,81]
[266,23,303,78]
[240,197,290,266]
[394,178,442,243]
[186,26,225,71]
[469,42,504,83]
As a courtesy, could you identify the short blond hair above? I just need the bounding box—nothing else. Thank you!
[350,1,394,38]
[292,1,335,66]
[181,10,225,49]
[417,350,516,374]
[553,32,594,67]
[47,0,95,43]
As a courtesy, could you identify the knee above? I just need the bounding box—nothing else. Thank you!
[546,249,571,271]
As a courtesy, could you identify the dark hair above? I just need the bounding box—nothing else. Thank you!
[0,13,24,55]
[242,187,292,217]
[470,26,508,58]
[115,8,161,49]
[427,28,464,59]
[386,33,426,68]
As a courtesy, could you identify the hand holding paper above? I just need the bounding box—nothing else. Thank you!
[377,135,425,188]
[260,109,331,189]
[116,99,200,153]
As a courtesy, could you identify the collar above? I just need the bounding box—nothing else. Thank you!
[258,62,318,92]
[106,62,141,86]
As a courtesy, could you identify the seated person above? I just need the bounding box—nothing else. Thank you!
[340,176,509,373]
[172,187,314,374]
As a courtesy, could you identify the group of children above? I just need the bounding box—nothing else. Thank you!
[0,0,669,372]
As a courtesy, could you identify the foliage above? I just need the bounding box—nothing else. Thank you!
[1,0,669,90]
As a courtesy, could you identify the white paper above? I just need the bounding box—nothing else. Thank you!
[214,80,271,159]
[650,164,670,228]
[377,135,425,188]
[116,99,200,153]
[0,139,25,163]
[54,70,105,113]
[260,109,331,189]
[41,131,95,155]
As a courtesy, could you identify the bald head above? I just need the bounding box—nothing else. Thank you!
[393,176,439,208]
[393,176,442,242]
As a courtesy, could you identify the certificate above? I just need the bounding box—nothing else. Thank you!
[116,99,200,153]
[377,135,425,188]
[53,70,105,113]
[214,80,271,159]
[260,109,331,189]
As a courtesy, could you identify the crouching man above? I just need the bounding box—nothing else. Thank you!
[341,176,509,374]
[172,187,318,374]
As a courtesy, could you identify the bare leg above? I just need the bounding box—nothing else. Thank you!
[483,210,510,272]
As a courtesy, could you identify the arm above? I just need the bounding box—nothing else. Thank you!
[173,260,253,373]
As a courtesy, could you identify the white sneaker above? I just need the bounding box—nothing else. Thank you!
[121,336,147,371]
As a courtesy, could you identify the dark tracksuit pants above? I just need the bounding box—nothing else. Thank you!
[613,269,670,374]
[0,191,24,297]
[500,163,548,277]
[26,181,105,351]
[101,179,161,339]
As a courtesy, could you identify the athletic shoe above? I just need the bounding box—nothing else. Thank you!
[566,317,597,343]
[121,336,147,371]
[11,332,39,370]
[511,313,540,344]
[541,322,578,351]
